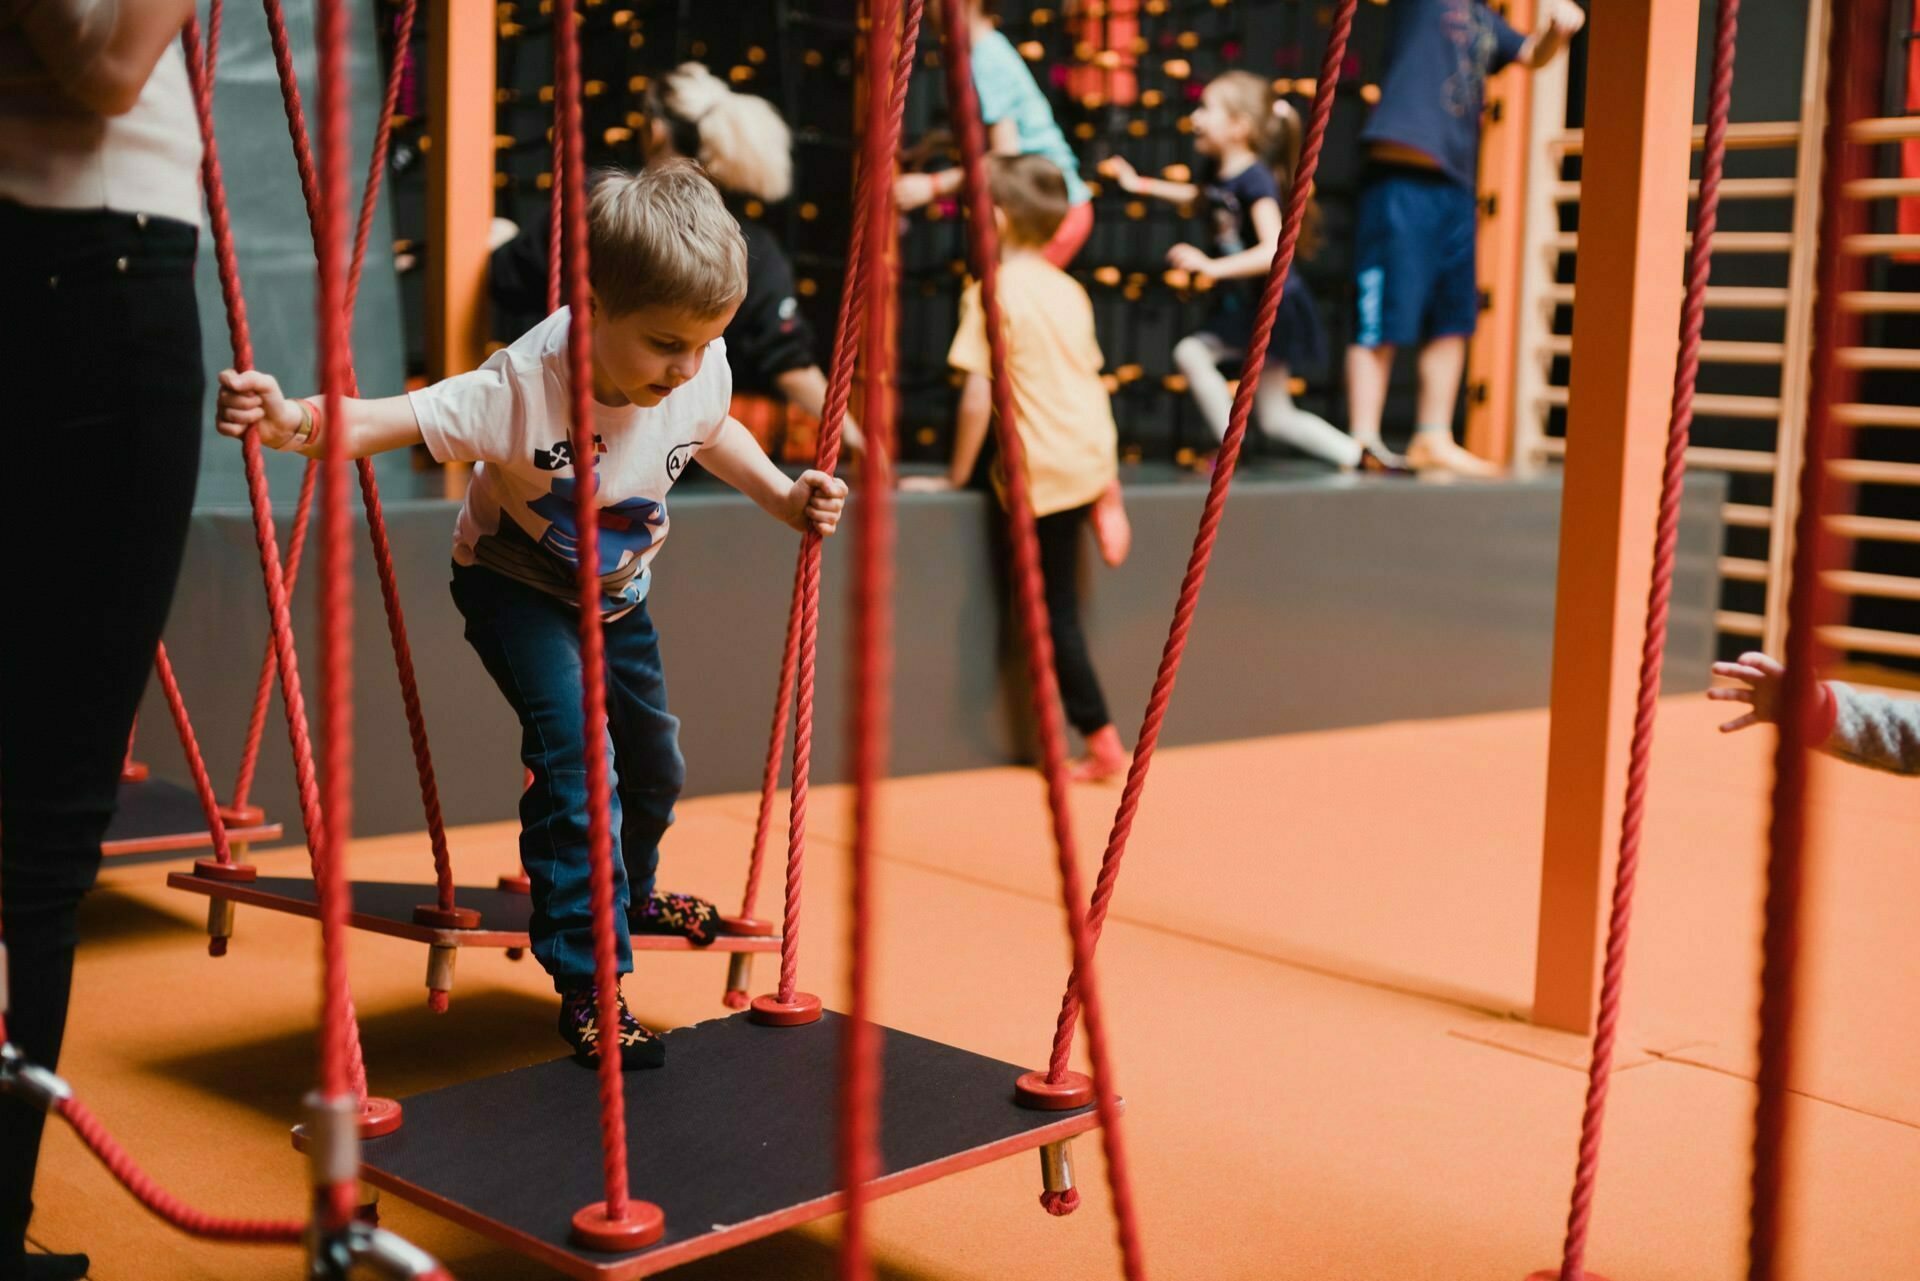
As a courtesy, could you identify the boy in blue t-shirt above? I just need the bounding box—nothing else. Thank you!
[1346,0,1584,475]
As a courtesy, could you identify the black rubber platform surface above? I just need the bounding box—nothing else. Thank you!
[248,876,534,932]
[106,778,221,843]
[352,1011,1099,1278]
[103,778,280,855]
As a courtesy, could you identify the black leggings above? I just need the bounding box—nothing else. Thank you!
[1020,504,1111,737]
[0,204,204,1259]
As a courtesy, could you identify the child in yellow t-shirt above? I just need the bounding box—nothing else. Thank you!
[903,154,1127,782]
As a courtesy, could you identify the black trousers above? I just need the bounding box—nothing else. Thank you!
[998,503,1111,738]
[0,204,203,1261]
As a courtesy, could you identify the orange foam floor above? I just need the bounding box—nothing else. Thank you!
[25,696,1920,1279]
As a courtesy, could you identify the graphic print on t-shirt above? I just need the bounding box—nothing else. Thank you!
[525,477,665,603]
[664,441,703,484]
[1439,0,1508,119]
[408,309,733,618]
[532,434,606,471]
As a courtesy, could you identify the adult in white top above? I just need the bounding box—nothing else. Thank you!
[1,5,202,1279]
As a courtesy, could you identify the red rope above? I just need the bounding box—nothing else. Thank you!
[54,1097,305,1243]
[259,0,457,913]
[550,0,631,1221]
[153,644,234,865]
[736,556,803,931]
[1042,0,1357,1092]
[229,460,317,817]
[1749,0,1879,1274]
[762,0,920,1006]
[939,9,1145,1277]
[548,142,564,316]
[1544,1,1741,1274]
[313,0,362,1229]
[838,7,917,1274]
[355,460,457,910]
[182,13,369,1103]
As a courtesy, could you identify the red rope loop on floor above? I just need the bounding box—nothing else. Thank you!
[260,0,458,914]
[1549,2,1741,1274]
[1044,0,1357,1082]
[55,1096,306,1243]
[757,0,922,1003]
[154,644,233,865]
[837,8,919,1274]
[1749,1,1880,1275]
[938,9,1148,1277]
[548,0,632,1221]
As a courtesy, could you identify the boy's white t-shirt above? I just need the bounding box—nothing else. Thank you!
[410,307,732,617]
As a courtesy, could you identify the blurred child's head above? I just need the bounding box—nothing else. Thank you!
[1189,70,1274,161]
[1189,72,1320,257]
[987,153,1070,249]
[642,62,793,204]
[587,160,748,406]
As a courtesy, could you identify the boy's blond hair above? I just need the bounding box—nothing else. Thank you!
[987,153,1070,248]
[588,160,748,317]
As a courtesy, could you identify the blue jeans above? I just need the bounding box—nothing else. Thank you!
[450,561,685,991]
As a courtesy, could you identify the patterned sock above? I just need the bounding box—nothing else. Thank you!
[629,890,721,947]
[557,985,665,1070]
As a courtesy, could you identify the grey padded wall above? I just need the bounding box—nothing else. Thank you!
[132,473,1726,843]
[190,0,422,510]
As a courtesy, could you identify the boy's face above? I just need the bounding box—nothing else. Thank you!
[590,296,742,408]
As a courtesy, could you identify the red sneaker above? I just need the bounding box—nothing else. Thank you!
[1069,725,1128,784]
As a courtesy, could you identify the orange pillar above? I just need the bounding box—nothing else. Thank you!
[1532,0,1700,1034]
[426,0,494,384]
[1464,0,1535,463]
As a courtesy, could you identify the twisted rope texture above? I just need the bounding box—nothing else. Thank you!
[549,0,633,1220]
[838,10,921,1276]
[1551,1,1740,1275]
[260,0,457,914]
[1044,0,1360,1081]
[761,0,922,1002]
[182,8,370,1103]
[1749,0,1880,1274]
[938,5,1153,1275]
[55,1097,305,1243]
[154,644,233,864]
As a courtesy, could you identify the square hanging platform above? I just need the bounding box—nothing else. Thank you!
[104,777,281,858]
[163,875,781,954]
[304,1011,1103,1279]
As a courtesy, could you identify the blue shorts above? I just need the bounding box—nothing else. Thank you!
[1352,167,1479,350]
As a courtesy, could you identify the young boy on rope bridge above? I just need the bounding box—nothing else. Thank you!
[1712,653,1920,775]
[904,154,1128,782]
[215,161,848,1069]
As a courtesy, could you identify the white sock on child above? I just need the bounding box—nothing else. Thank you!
[1172,333,1361,468]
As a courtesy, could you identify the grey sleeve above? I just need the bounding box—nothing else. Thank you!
[1825,683,1920,776]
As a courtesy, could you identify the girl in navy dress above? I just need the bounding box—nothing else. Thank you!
[1108,72,1391,472]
